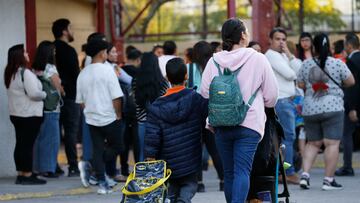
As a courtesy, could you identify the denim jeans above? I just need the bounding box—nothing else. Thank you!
[215,126,260,203]
[81,112,93,162]
[168,173,198,203]
[137,122,146,162]
[33,112,60,173]
[275,98,296,176]
[89,120,123,182]
[60,99,80,169]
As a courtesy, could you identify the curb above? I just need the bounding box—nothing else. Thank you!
[0,185,123,201]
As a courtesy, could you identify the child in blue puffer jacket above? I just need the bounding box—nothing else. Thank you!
[145,58,208,203]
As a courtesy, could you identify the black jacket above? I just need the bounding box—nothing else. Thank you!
[145,88,208,179]
[345,51,360,113]
[54,40,79,100]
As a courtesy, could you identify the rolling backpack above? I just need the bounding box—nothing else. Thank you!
[208,58,260,127]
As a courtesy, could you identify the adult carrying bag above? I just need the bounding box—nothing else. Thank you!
[21,68,60,111]
[208,58,260,127]
[121,160,172,203]
[37,76,60,111]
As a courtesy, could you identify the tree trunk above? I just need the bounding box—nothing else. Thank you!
[140,0,175,41]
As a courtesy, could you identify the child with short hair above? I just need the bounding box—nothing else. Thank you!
[145,58,208,203]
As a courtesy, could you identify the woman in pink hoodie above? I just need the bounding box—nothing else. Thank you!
[200,18,278,203]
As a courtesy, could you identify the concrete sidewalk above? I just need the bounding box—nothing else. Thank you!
[0,152,359,202]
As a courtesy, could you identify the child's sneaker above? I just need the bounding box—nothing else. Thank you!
[97,181,113,195]
[300,174,310,189]
[322,179,343,191]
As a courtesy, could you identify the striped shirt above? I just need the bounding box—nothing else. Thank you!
[132,79,169,122]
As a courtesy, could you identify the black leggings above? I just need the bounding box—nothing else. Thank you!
[10,116,43,172]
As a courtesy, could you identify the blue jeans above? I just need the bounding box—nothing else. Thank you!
[275,98,296,175]
[33,112,60,173]
[215,126,260,203]
[168,173,197,203]
[81,112,93,162]
[137,122,146,162]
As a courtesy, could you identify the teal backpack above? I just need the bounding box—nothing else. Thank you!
[21,68,60,111]
[208,58,260,127]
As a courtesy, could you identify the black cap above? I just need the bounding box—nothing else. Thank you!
[85,39,109,57]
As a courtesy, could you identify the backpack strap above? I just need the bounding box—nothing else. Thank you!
[247,86,261,108]
[188,63,194,88]
[213,57,245,76]
[20,68,27,95]
[212,58,222,75]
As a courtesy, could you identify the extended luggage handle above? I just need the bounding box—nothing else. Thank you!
[121,169,172,196]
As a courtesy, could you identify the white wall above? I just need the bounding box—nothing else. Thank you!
[0,0,26,177]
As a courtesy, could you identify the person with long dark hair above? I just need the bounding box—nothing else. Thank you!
[297,32,313,61]
[295,32,313,166]
[133,52,169,161]
[188,41,224,192]
[200,19,278,202]
[32,41,63,178]
[4,44,47,185]
[297,33,355,190]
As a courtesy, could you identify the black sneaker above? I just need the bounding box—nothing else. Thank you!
[68,167,80,177]
[16,175,47,185]
[335,167,354,176]
[56,165,65,176]
[322,179,343,191]
[299,174,310,189]
[197,183,205,193]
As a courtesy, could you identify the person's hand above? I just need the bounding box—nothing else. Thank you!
[349,110,358,122]
[281,42,294,60]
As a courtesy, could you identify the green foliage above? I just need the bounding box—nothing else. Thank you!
[282,0,346,32]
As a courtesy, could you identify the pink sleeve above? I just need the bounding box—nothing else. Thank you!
[200,58,216,99]
[260,55,279,107]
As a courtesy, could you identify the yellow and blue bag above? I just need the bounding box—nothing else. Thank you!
[121,160,171,203]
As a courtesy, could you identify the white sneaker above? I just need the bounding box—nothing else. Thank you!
[105,175,117,188]
[97,182,113,195]
[89,175,99,185]
[78,161,91,188]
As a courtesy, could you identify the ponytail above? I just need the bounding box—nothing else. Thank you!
[313,33,331,70]
[221,18,246,51]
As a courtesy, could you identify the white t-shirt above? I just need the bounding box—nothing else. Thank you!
[158,55,176,77]
[76,62,124,127]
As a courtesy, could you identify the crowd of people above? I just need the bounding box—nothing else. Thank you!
[3,17,360,202]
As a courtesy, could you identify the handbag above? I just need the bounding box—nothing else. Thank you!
[121,160,172,203]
